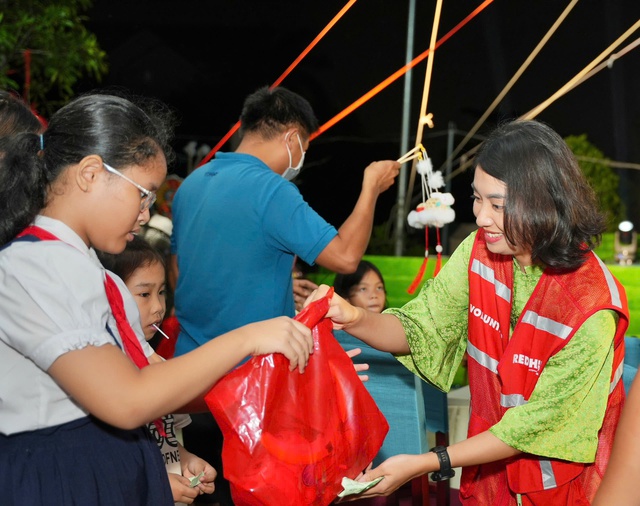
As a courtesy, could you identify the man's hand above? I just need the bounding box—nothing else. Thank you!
[362,160,401,195]
[293,278,318,312]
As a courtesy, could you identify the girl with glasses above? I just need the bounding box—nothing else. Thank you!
[0,92,313,506]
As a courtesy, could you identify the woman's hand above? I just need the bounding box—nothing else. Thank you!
[343,454,430,500]
[242,316,314,372]
[305,284,364,330]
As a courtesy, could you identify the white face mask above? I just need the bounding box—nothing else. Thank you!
[282,132,306,181]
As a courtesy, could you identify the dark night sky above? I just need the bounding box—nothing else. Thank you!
[83,0,640,248]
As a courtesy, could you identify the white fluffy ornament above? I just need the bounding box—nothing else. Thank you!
[407,192,456,229]
[416,158,433,175]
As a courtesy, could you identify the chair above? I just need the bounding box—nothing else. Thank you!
[335,330,451,506]
[623,336,640,394]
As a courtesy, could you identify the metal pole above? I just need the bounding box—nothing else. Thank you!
[442,121,455,254]
[394,0,416,256]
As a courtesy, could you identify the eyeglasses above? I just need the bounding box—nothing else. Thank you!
[103,162,157,212]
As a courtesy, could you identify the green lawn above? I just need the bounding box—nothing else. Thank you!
[308,234,640,336]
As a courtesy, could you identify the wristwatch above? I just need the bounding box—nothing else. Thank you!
[430,445,456,481]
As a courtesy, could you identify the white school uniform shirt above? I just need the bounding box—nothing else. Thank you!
[0,215,154,435]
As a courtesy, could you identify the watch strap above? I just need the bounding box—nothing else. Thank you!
[430,445,455,481]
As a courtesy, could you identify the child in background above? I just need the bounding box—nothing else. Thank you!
[334,260,387,314]
[0,92,313,506]
[98,236,215,505]
[139,212,180,358]
[334,261,426,506]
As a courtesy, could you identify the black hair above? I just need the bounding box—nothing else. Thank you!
[334,260,386,299]
[239,86,319,140]
[475,119,606,270]
[97,234,166,284]
[0,90,44,138]
[0,91,176,247]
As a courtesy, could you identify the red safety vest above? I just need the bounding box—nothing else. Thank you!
[461,230,628,505]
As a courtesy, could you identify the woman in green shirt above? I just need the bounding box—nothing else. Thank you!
[317,120,628,505]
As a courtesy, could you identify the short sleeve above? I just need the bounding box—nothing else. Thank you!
[261,182,337,265]
[386,232,475,391]
[0,240,118,370]
[173,413,192,430]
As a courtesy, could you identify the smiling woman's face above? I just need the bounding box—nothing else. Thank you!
[472,166,532,267]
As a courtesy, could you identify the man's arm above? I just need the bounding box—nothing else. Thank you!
[315,160,399,273]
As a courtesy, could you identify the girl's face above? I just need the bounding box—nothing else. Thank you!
[90,154,167,254]
[472,166,532,267]
[125,260,167,341]
[347,269,386,313]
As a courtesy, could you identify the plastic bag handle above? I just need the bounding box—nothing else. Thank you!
[294,287,334,329]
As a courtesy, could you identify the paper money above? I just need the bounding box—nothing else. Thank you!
[337,476,384,497]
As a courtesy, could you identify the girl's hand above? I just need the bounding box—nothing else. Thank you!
[243,316,314,373]
[305,284,363,330]
[345,348,369,382]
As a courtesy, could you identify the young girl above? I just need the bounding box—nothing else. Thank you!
[98,236,216,505]
[0,92,313,506]
[310,120,629,505]
[335,261,423,506]
[334,260,387,314]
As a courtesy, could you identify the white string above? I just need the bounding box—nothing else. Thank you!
[438,0,580,173]
[445,27,640,182]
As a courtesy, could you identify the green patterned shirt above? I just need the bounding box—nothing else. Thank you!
[386,232,616,462]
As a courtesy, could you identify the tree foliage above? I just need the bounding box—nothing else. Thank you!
[0,0,107,115]
[565,134,625,232]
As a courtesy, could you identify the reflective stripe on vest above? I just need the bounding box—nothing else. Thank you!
[520,311,573,340]
[467,341,499,373]
[470,259,511,303]
[501,393,527,408]
[610,359,624,394]
[596,256,623,309]
[540,460,557,490]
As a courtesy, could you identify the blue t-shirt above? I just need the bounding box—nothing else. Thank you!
[171,152,337,355]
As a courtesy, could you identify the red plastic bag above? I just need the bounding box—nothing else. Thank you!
[205,289,389,505]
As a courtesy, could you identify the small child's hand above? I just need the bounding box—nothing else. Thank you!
[346,348,369,382]
[181,451,216,496]
[243,316,314,373]
[167,473,200,504]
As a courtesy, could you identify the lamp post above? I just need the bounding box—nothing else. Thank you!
[614,221,637,265]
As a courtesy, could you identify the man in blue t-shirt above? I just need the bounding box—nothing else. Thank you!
[170,86,399,355]
[169,87,399,505]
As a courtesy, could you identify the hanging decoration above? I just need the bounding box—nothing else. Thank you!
[398,144,455,294]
